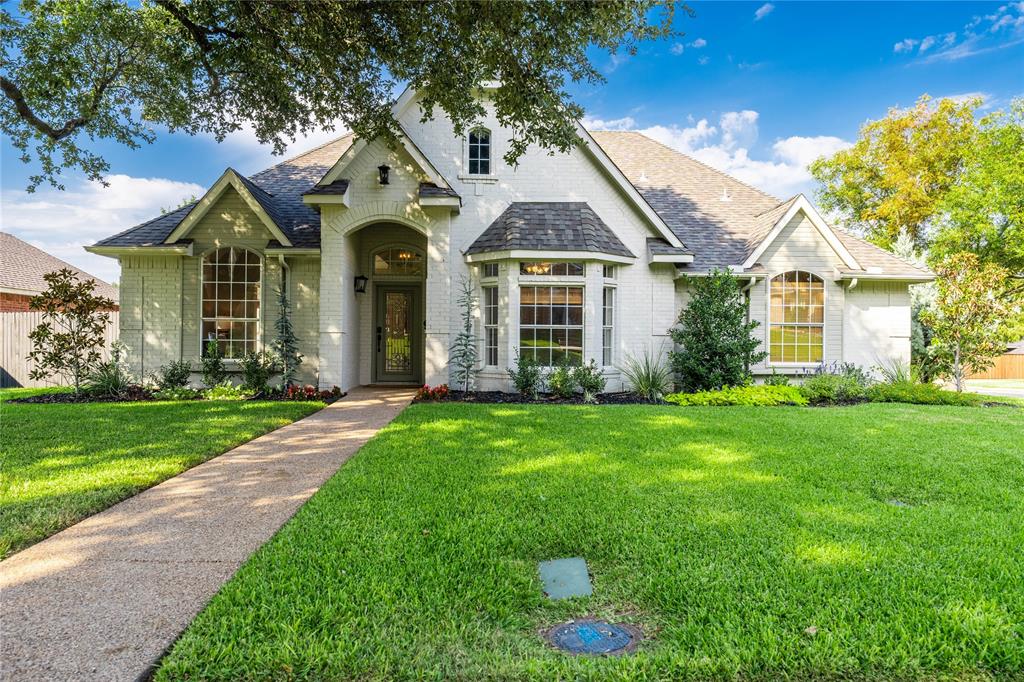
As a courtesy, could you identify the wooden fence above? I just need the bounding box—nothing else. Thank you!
[1,311,120,388]
[967,354,1024,380]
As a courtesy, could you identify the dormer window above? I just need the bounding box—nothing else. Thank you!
[468,128,491,175]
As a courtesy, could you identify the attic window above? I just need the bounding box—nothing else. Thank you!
[468,128,491,175]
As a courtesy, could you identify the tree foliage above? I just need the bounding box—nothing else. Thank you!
[670,270,767,392]
[1,0,681,191]
[809,95,978,250]
[27,268,115,394]
[920,253,1011,392]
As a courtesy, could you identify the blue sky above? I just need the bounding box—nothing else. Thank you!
[3,0,1023,283]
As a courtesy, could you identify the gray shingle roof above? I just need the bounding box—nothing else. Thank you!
[303,179,350,196]
[466,202,634,258]
[1,232,119,300]
[590,131,930,278]
[647,237,693,257]
[419,182,460,199]
[94,134,355,249]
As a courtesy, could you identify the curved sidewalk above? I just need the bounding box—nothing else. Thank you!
[0,387,414,682]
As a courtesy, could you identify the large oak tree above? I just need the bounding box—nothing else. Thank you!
[1,0,682,191]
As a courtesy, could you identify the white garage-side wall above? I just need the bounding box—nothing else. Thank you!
[843,281,912,374]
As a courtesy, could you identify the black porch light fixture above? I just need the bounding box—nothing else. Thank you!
[354,275,369,294]
[377,164,391,185]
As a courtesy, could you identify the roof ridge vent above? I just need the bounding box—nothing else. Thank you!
[720,187,732,202]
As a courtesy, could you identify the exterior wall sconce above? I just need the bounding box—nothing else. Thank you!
[354,275,368,294]
[377,164,390,185]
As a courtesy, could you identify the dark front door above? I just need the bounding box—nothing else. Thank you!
[374,286,420,383]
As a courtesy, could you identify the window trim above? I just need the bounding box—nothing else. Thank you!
[199,246,264,360]
[518,261,585,278]
[369,244,426,281]
[602,286,615,367]
[518,284,585,367]
[465,126,493,178]
[766,270,826,366]
[482,285,499,367]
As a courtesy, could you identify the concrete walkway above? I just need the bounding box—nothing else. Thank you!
[0,387,413,682]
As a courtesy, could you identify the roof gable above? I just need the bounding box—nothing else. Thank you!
[743,195,860,270]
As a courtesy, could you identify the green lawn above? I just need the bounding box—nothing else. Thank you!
[0,388,323,558]
[158,402,1024,681]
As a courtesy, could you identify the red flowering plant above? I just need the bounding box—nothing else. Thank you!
[415,384,450,401]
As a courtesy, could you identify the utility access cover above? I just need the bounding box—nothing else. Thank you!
[539,557,592,599]
[546,620,640,655]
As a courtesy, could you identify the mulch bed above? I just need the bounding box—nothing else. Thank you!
[417,391,664,405]
[8,388,345,405]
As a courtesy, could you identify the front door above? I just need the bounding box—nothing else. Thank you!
[374,286,420,383]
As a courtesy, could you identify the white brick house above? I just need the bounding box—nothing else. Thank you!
[88,87,933,391]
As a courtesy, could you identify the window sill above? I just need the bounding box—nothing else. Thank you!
[457,174,499,184]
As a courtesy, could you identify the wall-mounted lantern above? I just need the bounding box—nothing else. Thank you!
[377,164,390,185]
[354,275,369,294]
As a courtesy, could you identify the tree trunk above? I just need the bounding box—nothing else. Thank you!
[953,344,963,392]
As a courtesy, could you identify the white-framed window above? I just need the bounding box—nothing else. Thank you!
[468,128,491,175]
[483,286,498,366]
[519,261,584,277]
[201,246,261,358]
[603,264,617,279]
[373,247,424,277]
[769,271,824,363]
[481,262,499,279]
[602,287,615,366]
[519,286,584,366]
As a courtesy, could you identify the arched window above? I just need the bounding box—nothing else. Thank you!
[769,271,824,363]
[468,128,491,175]
[201,247,261,358]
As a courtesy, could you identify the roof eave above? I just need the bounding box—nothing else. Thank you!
[464,249,636,264]
[86,243,194,258]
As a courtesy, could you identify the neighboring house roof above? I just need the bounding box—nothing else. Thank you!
[465,202,635,259]
[589,131,930,279]
[1005,341,1024,355]
[93,134,355,249]
[0,232,119,300]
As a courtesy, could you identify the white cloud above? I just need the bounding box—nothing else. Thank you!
[690,38,707,48]
[698,55,711,66]
[896,3,1024,62]
[215,121,349,175]
[670,42,684,55]
[719,110,759,150]
[935,91,993,108]
[580,115,637,131]
[637,119,718,150]
[919,35,936,52]
[754,3,775,20]
[1,175,206,283]
[772,135,852,167]
[894,38,919,53]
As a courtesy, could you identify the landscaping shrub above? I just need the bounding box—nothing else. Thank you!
[415,384,450,401]
[800,362,871,405]
[547,360,577,399]
[507,350,544,400]
[867,381,983,406]
[764,370,790,386]
[271,282,303,387]
[572,360,607,404]
[666,385,808,406]
[201,338,227,387]
[85,342,137,399]
[620,348,673,402]
[204,382,254,401]
[153,387,203,401]
[154,360,192,389]
[670,269,767,391]
[239,350,276,393]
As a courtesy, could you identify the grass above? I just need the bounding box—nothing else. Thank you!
[0,388,323,558]
[157,402,1024,681]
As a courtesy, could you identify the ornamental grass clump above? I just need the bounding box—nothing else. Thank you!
[620,348,673,402]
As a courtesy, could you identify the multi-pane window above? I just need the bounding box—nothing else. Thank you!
[374,247,424,276]
[603,264,617,279]
[483,286,498,366]
[519,286,584,366]
[481,262,499,278]
[468,129,491,175]
[519,262,584,276]
[201,247,261,358]
[602,287,615,366]
[769,271,824,363]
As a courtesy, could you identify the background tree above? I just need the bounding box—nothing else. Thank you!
[891,230,948,382]
[271,280,302,387]
[27,269,115,394]
[809,95,978,250]
[670,270,767,392]
[920,253,1010,392]
[449,276,479,393]
[1,0,682,191]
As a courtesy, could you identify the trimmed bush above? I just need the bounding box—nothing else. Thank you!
[666,385,808,406]
[154,360,192,390]
[867,381,983,406]
[800,362,871,405]
[547,360,577,399]
[572,360,607,404]
[204,382,254,401]
[507,350,544,400]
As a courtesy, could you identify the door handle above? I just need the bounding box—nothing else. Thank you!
[376,326,382,353]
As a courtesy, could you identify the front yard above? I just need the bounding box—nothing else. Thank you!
[157,402,1024,680]
[0,388,322,558]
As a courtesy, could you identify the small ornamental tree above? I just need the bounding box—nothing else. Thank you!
[920,253,1012,392]
[449,276,479,393]
[271,280,302,387]
[27,269,115,394]
[670,269,767,392]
